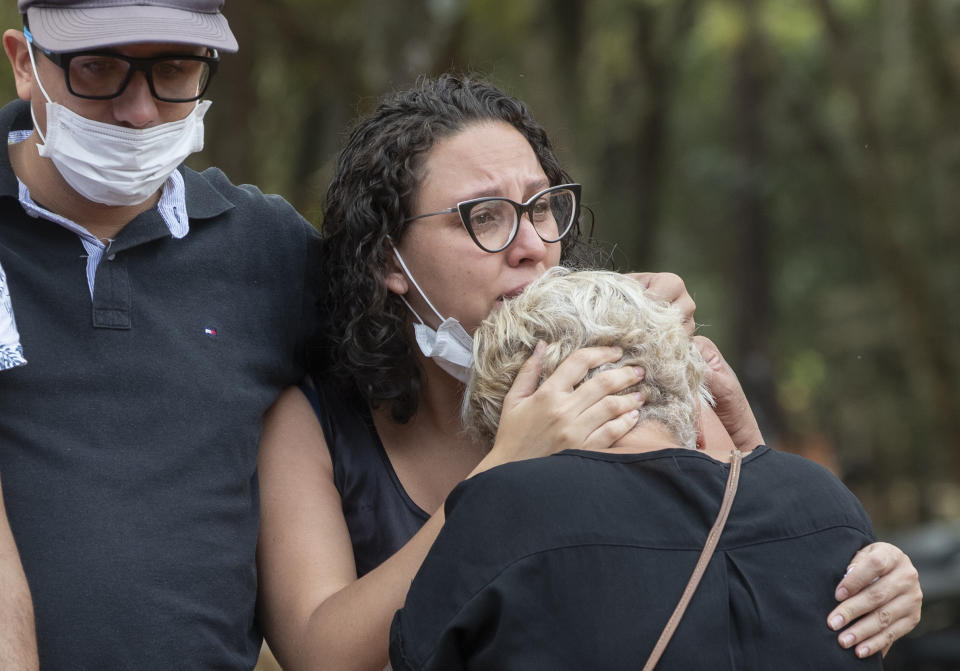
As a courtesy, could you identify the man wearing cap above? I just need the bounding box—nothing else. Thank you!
[0,1,320,668]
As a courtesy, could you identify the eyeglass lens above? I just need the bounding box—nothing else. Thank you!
[464,187,577,252]
[67,55,211,101]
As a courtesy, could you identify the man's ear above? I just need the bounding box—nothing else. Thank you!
[3,30,36,102]
[384,249,409,296]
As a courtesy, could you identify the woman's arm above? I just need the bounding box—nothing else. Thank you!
[828,543,922,658]
[693,335,922,657]
[256,386,443,671]
[0,477,38,671]
[258,350,644,671]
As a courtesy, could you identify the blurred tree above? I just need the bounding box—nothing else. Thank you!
[1,0,956,531]
[730,0,786,443]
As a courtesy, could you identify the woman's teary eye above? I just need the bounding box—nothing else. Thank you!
[470,211,495,228]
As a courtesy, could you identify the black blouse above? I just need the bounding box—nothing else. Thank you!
[390,446,881,671]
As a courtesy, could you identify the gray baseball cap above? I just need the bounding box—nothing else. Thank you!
[19,0,238,52]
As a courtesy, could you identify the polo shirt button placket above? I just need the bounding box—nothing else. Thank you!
[92,248,131,330]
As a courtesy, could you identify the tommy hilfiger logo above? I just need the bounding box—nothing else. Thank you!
[204,327,218,337]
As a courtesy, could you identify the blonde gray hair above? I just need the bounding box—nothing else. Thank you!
[465,267,711,449]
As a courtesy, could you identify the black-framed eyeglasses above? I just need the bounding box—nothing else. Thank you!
[405,183,581,253]
[29,38,218,103]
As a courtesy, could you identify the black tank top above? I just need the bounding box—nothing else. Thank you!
[300,380,430,577]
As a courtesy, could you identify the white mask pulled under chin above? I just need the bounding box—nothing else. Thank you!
[26,37,210,207]
[390,242,474,384]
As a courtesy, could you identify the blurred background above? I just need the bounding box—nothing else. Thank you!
[2,0,957,667]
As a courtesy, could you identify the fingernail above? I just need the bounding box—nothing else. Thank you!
[634,367,644,378]
[835,586,849,601]
[533,341,545,355]
[839,633,854,647]
[856,645,870,658]
[634,392,645,405]
[843,564,854,578]
[829,615,845,630]
[628,409,640,421]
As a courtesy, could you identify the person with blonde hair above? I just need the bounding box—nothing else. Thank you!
[390,267,882,670]
[466,267,713,452]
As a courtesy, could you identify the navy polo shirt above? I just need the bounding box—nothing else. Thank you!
[0,99,321,670]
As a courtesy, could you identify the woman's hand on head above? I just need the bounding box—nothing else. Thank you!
[693,336,764,453]
[480,343,643,469]
[626,272,696,335]
[828,542,923,659]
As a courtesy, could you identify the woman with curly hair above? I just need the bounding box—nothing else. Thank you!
[255,74,921,671]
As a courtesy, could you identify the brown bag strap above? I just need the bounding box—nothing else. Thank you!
[641,448,744,671]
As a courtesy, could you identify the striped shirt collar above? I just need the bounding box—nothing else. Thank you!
[9,128,191,298]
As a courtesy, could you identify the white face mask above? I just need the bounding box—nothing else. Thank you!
[26,42,210,207]
[390,242,474,384]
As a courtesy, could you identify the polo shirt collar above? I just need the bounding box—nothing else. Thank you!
[180,163,234,221]
[0,100,31,200]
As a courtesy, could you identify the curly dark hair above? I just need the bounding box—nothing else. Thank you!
[317,73,593,423]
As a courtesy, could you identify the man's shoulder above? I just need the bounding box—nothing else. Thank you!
[181,164,318,240]
[185,164,280,203]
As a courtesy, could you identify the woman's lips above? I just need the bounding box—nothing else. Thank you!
[498,285,528,301]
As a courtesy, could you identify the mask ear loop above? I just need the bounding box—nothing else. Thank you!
[23,28,53,144]
[387,237,445,325]
[397,294,425,326]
